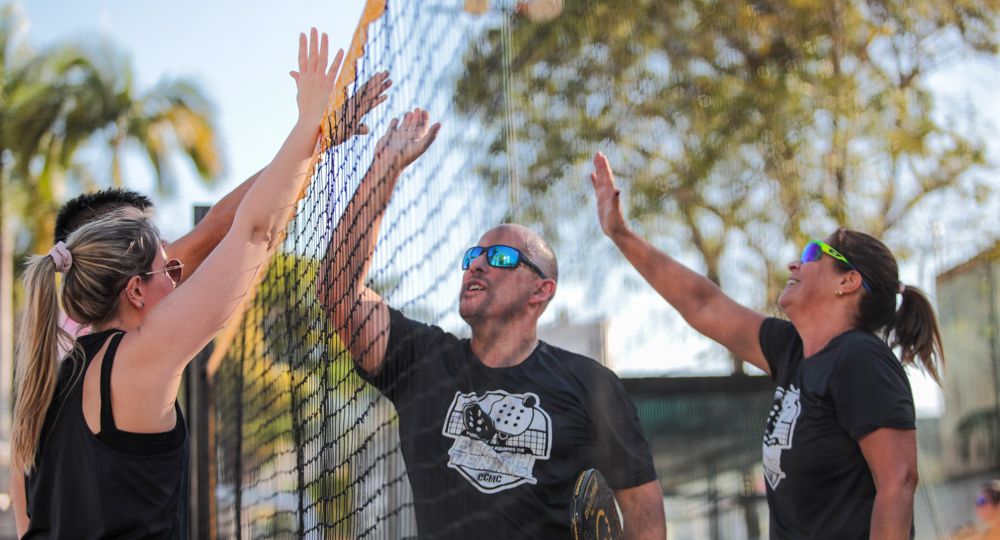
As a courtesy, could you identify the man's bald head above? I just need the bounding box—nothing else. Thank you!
[479,223,558,282]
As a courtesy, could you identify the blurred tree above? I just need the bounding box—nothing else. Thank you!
[2,29,223,253]
[455,0,999,371]
[0,2,222,437]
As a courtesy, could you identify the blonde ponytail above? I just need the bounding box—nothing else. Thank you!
[12,255,74,472]
[12,212,161,471]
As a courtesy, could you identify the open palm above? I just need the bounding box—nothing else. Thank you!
[374,108,441,172]
[332,71,392,146]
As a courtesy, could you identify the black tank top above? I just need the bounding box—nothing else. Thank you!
[23,329,188,539]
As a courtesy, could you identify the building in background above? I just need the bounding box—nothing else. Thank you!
[539,317,611,369]
[937,243,1000,478]
[929,243,1000,537]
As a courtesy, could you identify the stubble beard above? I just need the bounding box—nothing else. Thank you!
[459,287,532,330]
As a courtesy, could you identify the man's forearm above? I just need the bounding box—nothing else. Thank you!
[319,107,439,320]
[869,488,914,540]
[320,157,401,315]
[615,481,667,540]
[167,169,262,279]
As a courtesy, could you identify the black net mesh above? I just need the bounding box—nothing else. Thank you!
[203,0,1000,538]
[211,2,505,538]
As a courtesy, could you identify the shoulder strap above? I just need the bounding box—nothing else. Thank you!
[99,332,126,432]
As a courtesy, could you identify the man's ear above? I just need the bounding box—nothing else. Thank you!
[530,279,557,306]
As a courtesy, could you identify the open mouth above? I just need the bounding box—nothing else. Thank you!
[464,281,486,292]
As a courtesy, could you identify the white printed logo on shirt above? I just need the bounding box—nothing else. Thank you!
[762,384,801,490]
[442,390,553,493]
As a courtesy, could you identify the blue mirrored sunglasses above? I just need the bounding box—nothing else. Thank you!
[800,240,871,293]
[462,245,548,279]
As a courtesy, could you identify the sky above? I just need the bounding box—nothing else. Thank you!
[19,0,367,233]
[19,0,1000,416]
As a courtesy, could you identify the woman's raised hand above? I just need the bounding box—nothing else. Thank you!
[590,151,628,237]
[289,28,344,129]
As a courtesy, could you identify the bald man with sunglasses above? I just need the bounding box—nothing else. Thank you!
[319,112,664,540]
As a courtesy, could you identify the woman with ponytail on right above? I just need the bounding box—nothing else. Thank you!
[589,152,943,540]
[10,29,348,538]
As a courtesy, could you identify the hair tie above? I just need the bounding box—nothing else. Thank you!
[48,241,73,273]
[897,282,906,295]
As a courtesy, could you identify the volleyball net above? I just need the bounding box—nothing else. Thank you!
[208,1,507,537]
[199,0,997,538]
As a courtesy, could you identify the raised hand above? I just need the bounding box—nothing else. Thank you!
[590,151,628,237]
[289,28,344,130]
[332,71,392,146]
[374,108,441,173]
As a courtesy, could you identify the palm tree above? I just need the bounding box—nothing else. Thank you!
[0,3,224,437]
[4,36,224,253]
[68,37,222,196]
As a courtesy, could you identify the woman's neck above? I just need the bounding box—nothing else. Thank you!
[790,312,857,358]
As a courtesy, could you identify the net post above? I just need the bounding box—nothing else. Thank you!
[184,204,217,540]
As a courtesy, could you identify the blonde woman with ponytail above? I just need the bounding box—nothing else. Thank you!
[11,29,352,539]
[590,152,944,540]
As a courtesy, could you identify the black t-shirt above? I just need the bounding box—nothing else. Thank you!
[758,318,916,539]
[357,308,657,539]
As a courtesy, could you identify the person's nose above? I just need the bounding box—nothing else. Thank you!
[468,250,488,273]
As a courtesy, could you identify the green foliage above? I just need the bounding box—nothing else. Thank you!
[0,4,222,255]
[215,251,380,536]
[456,0,999,305]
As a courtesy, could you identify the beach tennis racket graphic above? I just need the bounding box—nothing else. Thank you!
[571,468,623,540]
[462,402,497,441]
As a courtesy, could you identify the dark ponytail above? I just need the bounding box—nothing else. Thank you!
[888,285,944,385]
[829,228,945,385]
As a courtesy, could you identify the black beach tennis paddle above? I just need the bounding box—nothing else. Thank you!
[571,468,623,540]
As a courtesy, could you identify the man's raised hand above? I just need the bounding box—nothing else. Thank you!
[374,108,441,173]
[332,71,392,146]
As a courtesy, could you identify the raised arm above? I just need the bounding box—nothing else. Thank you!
[166,169,261,281]
[590,152,769,373]
[117,29,344,424]
[167,71,392,281]
[318,109,440,375]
